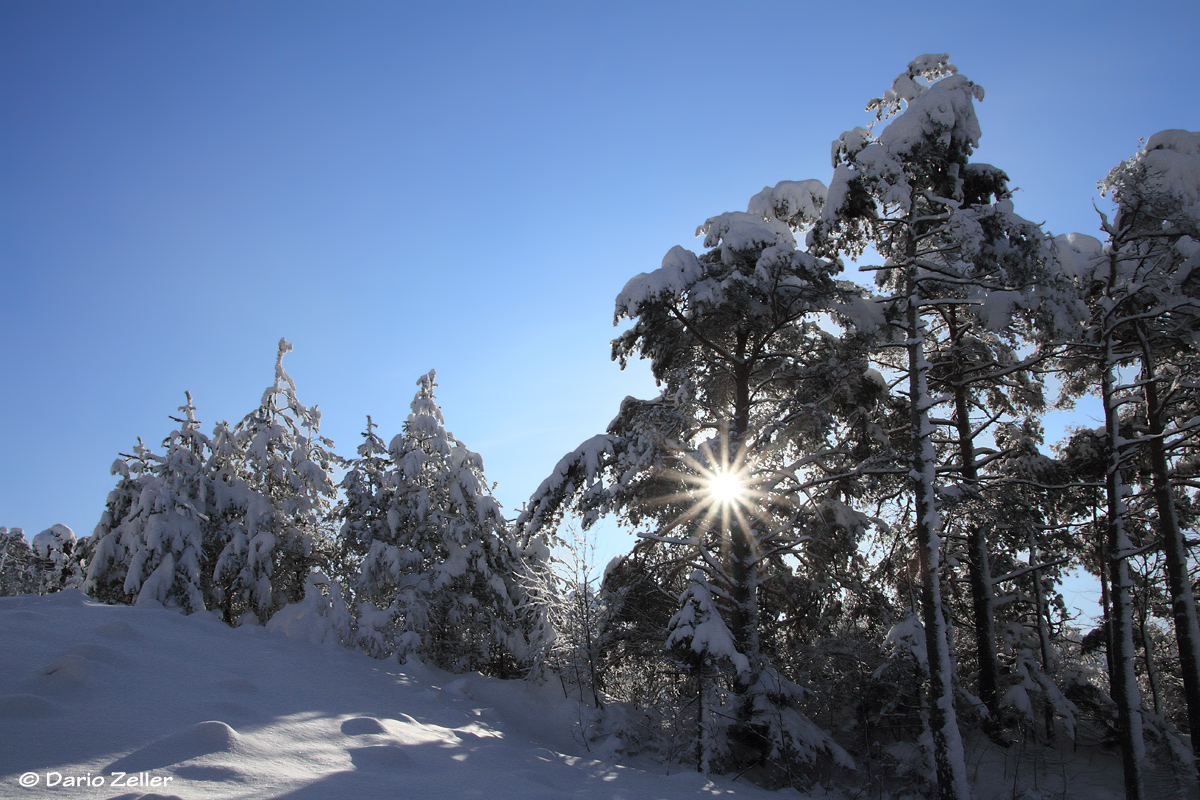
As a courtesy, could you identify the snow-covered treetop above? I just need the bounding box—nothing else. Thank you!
[270,338,298,397]
[1105,129,1200,238]
[32,524,76,559]
[821,55,986,233]
[1052,232,1105,284]
[406,370,447,435]
[746,179,827,230]
[614,208,834,346]
[254,338,322,432]
[865,54,975,121]
[388,369,502,526]
[357,415,386,459]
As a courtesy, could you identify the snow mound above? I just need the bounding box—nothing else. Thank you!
[342,716,389,735]
[349,744,411,769]
[106,720,240,773]
[171,763,248,782]
[0,693,58,717]
[94,619,141,640]
[36,654,93,684]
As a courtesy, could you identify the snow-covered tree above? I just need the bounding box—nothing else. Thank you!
[1105,130,1200,783]
[521,189,874,778]
[0,527,37,596]
[357,371,527,675]
[88,343,337,624]
[86,442,156,605]
[666,570,742,771]
[800,54,1068,800]
[85,394,233,613]
[29,523,78,594]
[1054,130,1200,797]
[333,415,392,586]
[212,339,339,624]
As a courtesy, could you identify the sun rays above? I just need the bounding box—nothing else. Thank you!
[706,468,747,508]
[632,438,776,544]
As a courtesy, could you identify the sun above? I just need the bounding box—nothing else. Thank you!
[706,469,746,507]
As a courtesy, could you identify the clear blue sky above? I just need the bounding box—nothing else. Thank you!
[1,1,1195,574]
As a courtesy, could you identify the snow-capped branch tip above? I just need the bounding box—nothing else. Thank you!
[179,390,199,426]
[275,338,294,384]
[747,179,828,229]
[866,54,982,121]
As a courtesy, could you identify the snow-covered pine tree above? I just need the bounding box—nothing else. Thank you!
[30,524,78,594]
[802,54,1053,800]
[358,371,526,675]
[333,415,392,587]
[987,422,1081,741]
[521,195,872,779]
[85,441,157,605]
[127,395,209,611]
[85,394,223,613]
[1104,130,1200,783]
[204,418,258,623]
[1054,130,1200,797]
[212,339,338,625]
[0,527,37,596]
[666,570,745,772]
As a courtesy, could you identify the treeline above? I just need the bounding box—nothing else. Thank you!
[3,55,1198,799]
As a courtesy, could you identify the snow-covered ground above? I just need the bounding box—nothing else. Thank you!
[0,590,790,799]
[4,590,1192,800]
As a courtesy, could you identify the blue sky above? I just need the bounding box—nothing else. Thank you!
[1,1,1196,579]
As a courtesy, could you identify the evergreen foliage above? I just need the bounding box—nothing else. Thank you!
[355,370,528,675]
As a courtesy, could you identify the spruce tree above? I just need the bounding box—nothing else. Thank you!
[213,339,338,624]
[358,371,526,675]
[0,527,37,596]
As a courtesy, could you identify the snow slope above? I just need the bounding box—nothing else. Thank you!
[0,590,790,800]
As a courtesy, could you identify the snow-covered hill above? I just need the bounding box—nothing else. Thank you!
[0,590,788,799]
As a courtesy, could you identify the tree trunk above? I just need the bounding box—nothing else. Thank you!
[953,381,1000,720]
[726,355,765,757]
[1102,351,1147,800]
[909,291,972,800]
[1140,342,1200,781]
[1030,526,1057,740]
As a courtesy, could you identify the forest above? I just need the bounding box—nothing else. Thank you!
[3,55,1199,800]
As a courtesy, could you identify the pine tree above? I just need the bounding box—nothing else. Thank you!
[86,394,230,613]
[358,371,526,675]
[666,570,745,772]
[1105,130,1200,784]
[804,54,1054,800]
[522,195,869,777]
[333,415,391,587]
[85,441,158,605]
[213,339,338,624]
[0,527,37,596]
[125,395,210,611]
[1054,130,1200,797]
